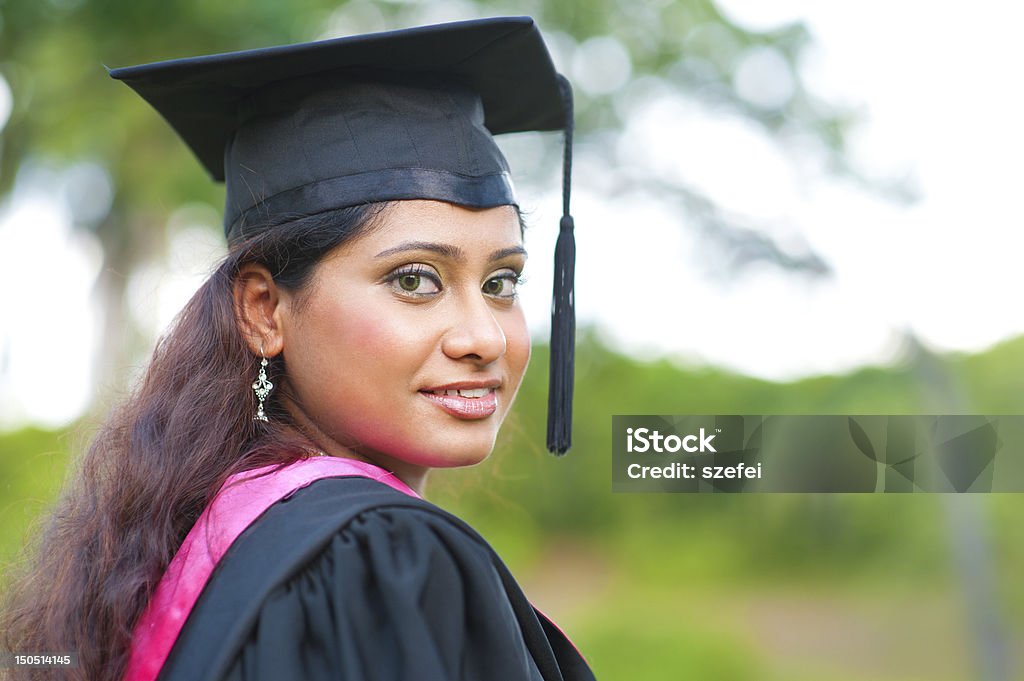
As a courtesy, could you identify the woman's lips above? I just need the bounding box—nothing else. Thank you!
[419,389,497,419]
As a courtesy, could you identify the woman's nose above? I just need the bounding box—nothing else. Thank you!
[441,293,507,364]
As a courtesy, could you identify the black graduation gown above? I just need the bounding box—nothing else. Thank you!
[157,476,595,681]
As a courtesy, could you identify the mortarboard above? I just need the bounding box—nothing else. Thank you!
[108,16,576,454]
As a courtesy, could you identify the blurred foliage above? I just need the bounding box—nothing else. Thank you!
[6,333,1021,680]
[0,426,74,572]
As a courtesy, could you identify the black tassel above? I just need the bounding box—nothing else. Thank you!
[547,214,575,454]
[547,74,575,455]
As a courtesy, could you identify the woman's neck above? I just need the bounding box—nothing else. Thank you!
[278,402,430,496]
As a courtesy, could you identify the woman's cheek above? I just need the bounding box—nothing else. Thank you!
[499,310,531,402]
[339,300,429,362]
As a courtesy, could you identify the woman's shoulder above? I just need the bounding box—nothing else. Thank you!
[274,473,483,539]
[231,474,496,570]
[159,476,544,680]
[215,474,507,611]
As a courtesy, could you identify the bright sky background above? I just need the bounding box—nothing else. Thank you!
[2,1,1024,428]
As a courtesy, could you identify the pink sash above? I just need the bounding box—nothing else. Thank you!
[122,457,418,681]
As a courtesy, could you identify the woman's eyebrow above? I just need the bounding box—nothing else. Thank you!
[488,246,528,262]
[375,242,527,262]
[375,241,463,259]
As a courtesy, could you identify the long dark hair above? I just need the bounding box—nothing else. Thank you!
[0,202,390,681]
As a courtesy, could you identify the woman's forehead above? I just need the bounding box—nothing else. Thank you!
[353,201,524,254]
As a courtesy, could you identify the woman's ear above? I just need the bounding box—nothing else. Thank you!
[234,263,286,357]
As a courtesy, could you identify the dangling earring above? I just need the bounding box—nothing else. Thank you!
[252,347,273,422]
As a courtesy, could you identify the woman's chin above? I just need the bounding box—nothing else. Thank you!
[434,448,493,469]
[352,429,496,474]
[410,437,496,470]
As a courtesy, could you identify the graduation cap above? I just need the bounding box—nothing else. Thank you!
[108,16,576,455]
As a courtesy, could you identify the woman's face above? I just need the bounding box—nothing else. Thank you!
[279,200,530,490]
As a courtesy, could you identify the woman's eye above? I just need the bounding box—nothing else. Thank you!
[389,267,440,296]
[398,274,422,291]
[483,273,522,299]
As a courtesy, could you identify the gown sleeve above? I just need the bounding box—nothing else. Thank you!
[220,506,546,681]
[157,477,592,681]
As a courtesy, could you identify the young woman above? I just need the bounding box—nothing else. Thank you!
[0,17,589,681]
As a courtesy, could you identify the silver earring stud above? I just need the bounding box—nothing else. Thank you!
[252,347,273,422]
